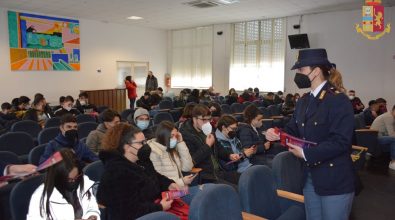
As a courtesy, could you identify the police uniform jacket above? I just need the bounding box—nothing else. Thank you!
[284,82,355,196]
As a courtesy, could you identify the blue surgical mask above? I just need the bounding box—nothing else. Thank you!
[136,120,149,130]
[169,138,178,149]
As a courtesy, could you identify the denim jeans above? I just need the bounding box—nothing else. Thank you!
[378,136,395,160]
[303,173,354,220]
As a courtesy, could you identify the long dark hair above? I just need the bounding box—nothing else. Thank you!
[155,121,179,164]
[125,76,132,83]
[39,149,89,220]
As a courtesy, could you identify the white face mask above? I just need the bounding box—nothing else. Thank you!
[64,106,72,111]
[201,122,212,136]
[169,138,178,149]
[79,100,86,106]
[349,95,355,100]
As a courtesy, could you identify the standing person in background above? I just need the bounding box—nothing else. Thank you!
[266,48,355,220]
[145,71,158,92]
[125,76,137,109]
[348,90,364,114]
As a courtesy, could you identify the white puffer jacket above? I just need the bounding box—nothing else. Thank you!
[148,139,194,186]
[26,175,101,220]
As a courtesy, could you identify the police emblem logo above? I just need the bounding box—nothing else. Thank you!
[355,0,391,40]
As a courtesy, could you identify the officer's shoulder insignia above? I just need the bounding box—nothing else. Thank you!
[327,87,341,95]
[319,90,326,100]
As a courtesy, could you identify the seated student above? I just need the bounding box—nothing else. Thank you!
[14,96,31,119]
[54,96,81,117]
[208,102,221,129]
[75,92,98,115]
[238,90,254,104]
[97,123,179,219]
[263,92,275,107]
[274,91,284,104]
[376,97,388,115]
[225,88,238,105]
[148,121,194,186]
[199,90,212,103]
[293,93,300,103]
[132,108,154,140]
[0,102,18,131]
[40,114,98,165]
[175,102,196,129]
[348,90,365,114]
[179,104,240,185]
[23,96,50,127]
[173,90,188,108]
[53,96,65,112]
[86,109,120,154]
[136,92,153,111]
[149,90,162,109]
[215,115,252,173]
[34,93,54,118]
[238,105,284,166]
[187,89,200,104]
[371,105,395,170]
[363,100,379,126]
[27,149,100,220]
[281,93,296,116]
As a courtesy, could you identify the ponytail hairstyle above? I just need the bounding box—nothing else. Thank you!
[315,64,346,93]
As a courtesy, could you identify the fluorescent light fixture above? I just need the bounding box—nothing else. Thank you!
[127,16,143,20]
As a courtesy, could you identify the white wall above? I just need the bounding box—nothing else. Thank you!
[285,7,395,107]
[0,8,167,104]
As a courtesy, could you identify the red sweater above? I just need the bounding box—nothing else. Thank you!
[125,80,137,99]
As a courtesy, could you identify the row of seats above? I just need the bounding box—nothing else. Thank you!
[8,151,306,220]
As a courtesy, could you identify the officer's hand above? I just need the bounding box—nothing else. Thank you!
[265,128,280,141]
[287,143,304,159]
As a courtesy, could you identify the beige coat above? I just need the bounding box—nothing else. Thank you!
[148,139,193,186]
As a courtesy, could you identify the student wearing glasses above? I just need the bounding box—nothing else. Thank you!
[27,149,100,220]
[215,115,252,173]
[179,104,240,186]
[96,123,180,219]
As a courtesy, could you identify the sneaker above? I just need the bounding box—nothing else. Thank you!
[389,162,395,171]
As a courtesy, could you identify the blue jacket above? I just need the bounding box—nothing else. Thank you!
[40,133,99,164]
[284,82,355,196]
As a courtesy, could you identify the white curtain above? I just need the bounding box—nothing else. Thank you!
[230,18,286,92]
[171,26,213,88]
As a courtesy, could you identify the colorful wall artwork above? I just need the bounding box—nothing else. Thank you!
[8,11,80,71]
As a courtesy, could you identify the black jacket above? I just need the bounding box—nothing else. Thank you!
[136,96,152,111]
[97,150,174,220]
[179,119,218,182]
[54,107,81,117]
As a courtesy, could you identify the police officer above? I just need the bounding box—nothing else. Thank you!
[266,48,355,220]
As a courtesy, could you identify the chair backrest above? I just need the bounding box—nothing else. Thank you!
[78,122,98,139]
[0,151,21,165]
[0,132,35,156]
[153,112,174,125]
[220,104,232,115]
[272,151,305,212]
[137,212,179,220]
[258,107,271,118]
[83,160,104,182]
[44,117,61,128]
[238,165,282,219]
[11,120,42,138]
[28,144,47,166]
[230,103,245,114]
[97,106,109,113]
[76,114,96,123]
[121,109,135,121]
[10,174,44,220]
[38,127,61,145]
[268,105,281,116]
[159,100,173,110]
[243,101,252,107]
[189,184,243,220]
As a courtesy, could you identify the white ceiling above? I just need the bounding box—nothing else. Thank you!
[0,0,394,30]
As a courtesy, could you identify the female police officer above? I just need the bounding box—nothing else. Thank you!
[266,48,355,220]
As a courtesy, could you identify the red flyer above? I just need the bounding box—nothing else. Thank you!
[274,128,317,149]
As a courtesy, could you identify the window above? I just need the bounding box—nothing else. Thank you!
[170,26,213,88]
[230,18,286,92]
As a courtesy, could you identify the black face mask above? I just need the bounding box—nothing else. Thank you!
[135,144,152,161]
[228,130,236,139]
[65,176,81,192]
[294,68,316,89]
[64,129,79,143]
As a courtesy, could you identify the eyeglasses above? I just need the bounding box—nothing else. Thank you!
[68,172,82,183]
[196,117,212,122]
[129,140,147,146]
